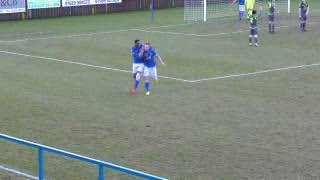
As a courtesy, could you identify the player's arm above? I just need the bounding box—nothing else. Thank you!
[299,10,301,18]
[138,47,144,58]
[152,49,165,66]
[299,4,302,17]
[156,54,165,66]
[306,4,310,15]
[131,48,138,59]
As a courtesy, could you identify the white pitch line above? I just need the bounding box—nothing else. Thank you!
[1,20,319,43]
[190,63,320,83]
[0,50,131,73]
[132,29,246,37]
[0,164,38,180]
[0,23,196,43]
[0,50,191,83]
[0,29,133,43]
[144,22,193,30]
[1,50,320,83]
[133,22,320,37]
[156,75,192,82]
[0,32,45,37]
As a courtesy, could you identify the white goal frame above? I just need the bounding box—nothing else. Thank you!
[184,0,291,22]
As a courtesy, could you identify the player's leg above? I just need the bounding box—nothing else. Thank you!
[302,16,307,31]
[249,30,253,46]
[131,64,143,94]
[133,71,141,89]
[131,64,138,94]
[300,17,306,31]
[153,67,158,83]
[269,16,275,33]
[271,16,275,33]
[268,16,272,33]
[145,67,157,95]
[254,34,258,46]
[144,68,151,95]
[253,28,258,46]
[268,23,272,33]
[132,63,137,80]
[239,5,245,20]
[133,64,143,89]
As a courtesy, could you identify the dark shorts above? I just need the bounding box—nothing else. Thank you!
[300,16,307,21]
[250,29,258,35]
[268,15,275,22]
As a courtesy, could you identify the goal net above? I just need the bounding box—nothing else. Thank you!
[184,0,291,22]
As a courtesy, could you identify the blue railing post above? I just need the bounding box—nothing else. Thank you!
[0,133,168,180]
[151,0,155,22]
[98,164,104,180]
[38,147,44,180]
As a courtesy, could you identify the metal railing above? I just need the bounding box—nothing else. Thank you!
[0,133,168,180]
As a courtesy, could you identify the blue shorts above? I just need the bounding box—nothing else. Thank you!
[250,29,258,35]
[268,15,275,22]
[239,5,245,17]
[300,16,307,21]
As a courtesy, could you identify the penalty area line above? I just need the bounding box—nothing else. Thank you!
[0,164,38,180]
[0,23,195,43]
[1,50,319,84]
[0,20,319,43]
[0,29,133,43]
[0,50,192,83]
[190,62,320,83]
[132,22,320,37]
[132,28,246,37]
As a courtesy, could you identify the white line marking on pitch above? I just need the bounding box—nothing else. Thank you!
[132,29,246,37]
[0,29,133,43]
[0,32,45,37]
[0,164,38,180]
[190,63,320,82]
[0,50,192,83]
[0,20,318,43]
[144,23,193,30]
[1,49,320,84]
[0,23,194,43]
[132,22,320,37]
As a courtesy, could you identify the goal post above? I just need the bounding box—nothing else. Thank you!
[184,0,291,22]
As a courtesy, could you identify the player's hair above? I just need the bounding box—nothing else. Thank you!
[252,10,257,15]
[134,39,140,44]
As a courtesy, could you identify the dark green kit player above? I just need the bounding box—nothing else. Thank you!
[249,10,259,47]
[299,0,309,32]
[267,0,276,33]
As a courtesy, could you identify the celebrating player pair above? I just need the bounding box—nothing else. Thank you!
[130,40,165,96]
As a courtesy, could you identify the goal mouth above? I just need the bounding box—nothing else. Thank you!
[184,0,291,22]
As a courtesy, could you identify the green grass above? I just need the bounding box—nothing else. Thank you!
[1,1,320,179]
[0,170,30,180]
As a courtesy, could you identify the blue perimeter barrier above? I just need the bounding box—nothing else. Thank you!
[0,133,168,180]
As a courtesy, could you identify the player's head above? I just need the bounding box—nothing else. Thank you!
[134,39,140,47]
[144,43,151,51]
[252,10,257,15]
[301,0,306,3]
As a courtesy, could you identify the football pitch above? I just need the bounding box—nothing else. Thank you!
[1,1,320,179]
